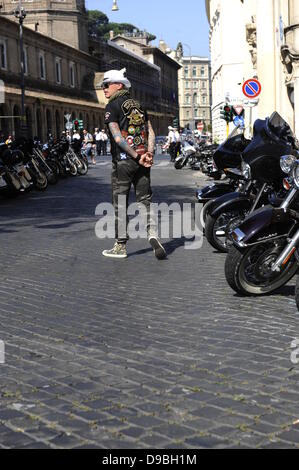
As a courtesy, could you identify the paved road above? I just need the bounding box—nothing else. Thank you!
[0,155,299,449]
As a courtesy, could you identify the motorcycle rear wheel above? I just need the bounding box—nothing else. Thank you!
[225,243,298,296]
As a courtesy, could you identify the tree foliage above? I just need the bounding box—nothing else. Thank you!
[88,10,156,42]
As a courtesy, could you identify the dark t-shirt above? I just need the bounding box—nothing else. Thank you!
[104,93,149,162]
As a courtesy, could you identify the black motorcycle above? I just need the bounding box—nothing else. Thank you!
[197,130,251,233]
[204,112,296,253]
[224,131,299,295]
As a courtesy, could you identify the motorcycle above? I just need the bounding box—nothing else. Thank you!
[174,141,197,169]
[225,150,299,296]
[204,112,295,253]
[196,129,251,230]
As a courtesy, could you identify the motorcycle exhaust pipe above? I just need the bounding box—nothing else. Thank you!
[271,229,299,272]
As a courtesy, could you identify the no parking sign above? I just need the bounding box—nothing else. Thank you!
[242,79,262,99]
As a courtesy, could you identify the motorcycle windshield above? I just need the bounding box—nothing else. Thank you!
[242,112,294,183]
[213,132,249,170]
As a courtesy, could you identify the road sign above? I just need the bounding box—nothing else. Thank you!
[65,122,73,130]
[242,79,262,99]
[64,113,72,122]
[233,105,244,116]
[197,122,204,132]
[233,116,245,128]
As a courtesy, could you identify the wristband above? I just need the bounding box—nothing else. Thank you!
[135,154,141,162]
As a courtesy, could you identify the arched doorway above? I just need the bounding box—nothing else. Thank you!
[36,108,43,141]
[55,110,61,138]
[13,104,21,138]
[25,107,33,138]
[46,109,52,135]
[0,104,9,138]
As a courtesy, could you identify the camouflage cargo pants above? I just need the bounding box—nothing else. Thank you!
[111,159,157,243]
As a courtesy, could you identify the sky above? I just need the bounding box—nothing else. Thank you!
[86,0,210,57]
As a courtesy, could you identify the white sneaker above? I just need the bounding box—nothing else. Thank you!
[102,243,127,259]
[148,236,166,260]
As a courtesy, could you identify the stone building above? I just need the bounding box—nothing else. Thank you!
[160,41,211,132]
[0,1,180,140]
[110,31,181,120]
[206,0,299,141]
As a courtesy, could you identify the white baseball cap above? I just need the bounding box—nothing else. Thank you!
[101,68,131,89]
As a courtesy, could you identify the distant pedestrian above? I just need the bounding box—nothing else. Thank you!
[167,126,176,162]
[174,128,181,157]
[83,129,96,165]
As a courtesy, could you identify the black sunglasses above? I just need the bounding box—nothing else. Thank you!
[102,82,115,89]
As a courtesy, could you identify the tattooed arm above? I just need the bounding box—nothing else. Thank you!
[108,121,152,167]
[108,122,138,160]
[147,120,155,155]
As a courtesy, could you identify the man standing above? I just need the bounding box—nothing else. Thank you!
[167,126,176,162]
[83,129,96,165]
[101,68,166,260]
[100,129,108,155]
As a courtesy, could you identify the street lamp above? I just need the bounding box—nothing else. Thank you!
[112,0,119,11]
[13,1,26,120]
[182,43,194,132]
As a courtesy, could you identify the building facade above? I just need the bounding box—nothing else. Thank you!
[206,0,299,141]
[0,1,179,140]
[161,42,211,132]
[111,32,180,121]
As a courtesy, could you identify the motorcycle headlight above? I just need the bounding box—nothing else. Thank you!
[280,155,296,174]
[292,162,299,189]
[241,161,251,180]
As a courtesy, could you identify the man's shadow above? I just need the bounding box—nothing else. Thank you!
[129,237,193,258]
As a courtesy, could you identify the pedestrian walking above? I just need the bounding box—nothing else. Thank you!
[174,127,181,158]
[83,129,96,165]
[100,129,108,155]
[100,68,166,260]
[167,126,176,162]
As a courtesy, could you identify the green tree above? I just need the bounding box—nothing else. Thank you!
[87,10,156,42]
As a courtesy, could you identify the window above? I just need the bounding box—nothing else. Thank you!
[201,81,206,88]
[194,109,198,117]
[39,52,46,79]
[55,58,62,84]
[23,47,28,75]
[185,81,189,89]
[202,95,207,104]
[193,81,197,89]
[184,66,189,77]
[185,94,190,104]
[203,110,206,118]
[0,39,7,70]
[186,110,190,118]
[193,93,198,105]
[192,66,197,77]
[69,62,75,87]
[201,66,205,76]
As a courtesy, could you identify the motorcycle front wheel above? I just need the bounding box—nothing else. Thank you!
[33,170,48,191]
[225,242,298,296]
[76,158,88,176]
[205,209,246,252]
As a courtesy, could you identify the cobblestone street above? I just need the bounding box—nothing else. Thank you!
[1,155,299,449]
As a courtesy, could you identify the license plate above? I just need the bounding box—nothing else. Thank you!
[0,177,7,187]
